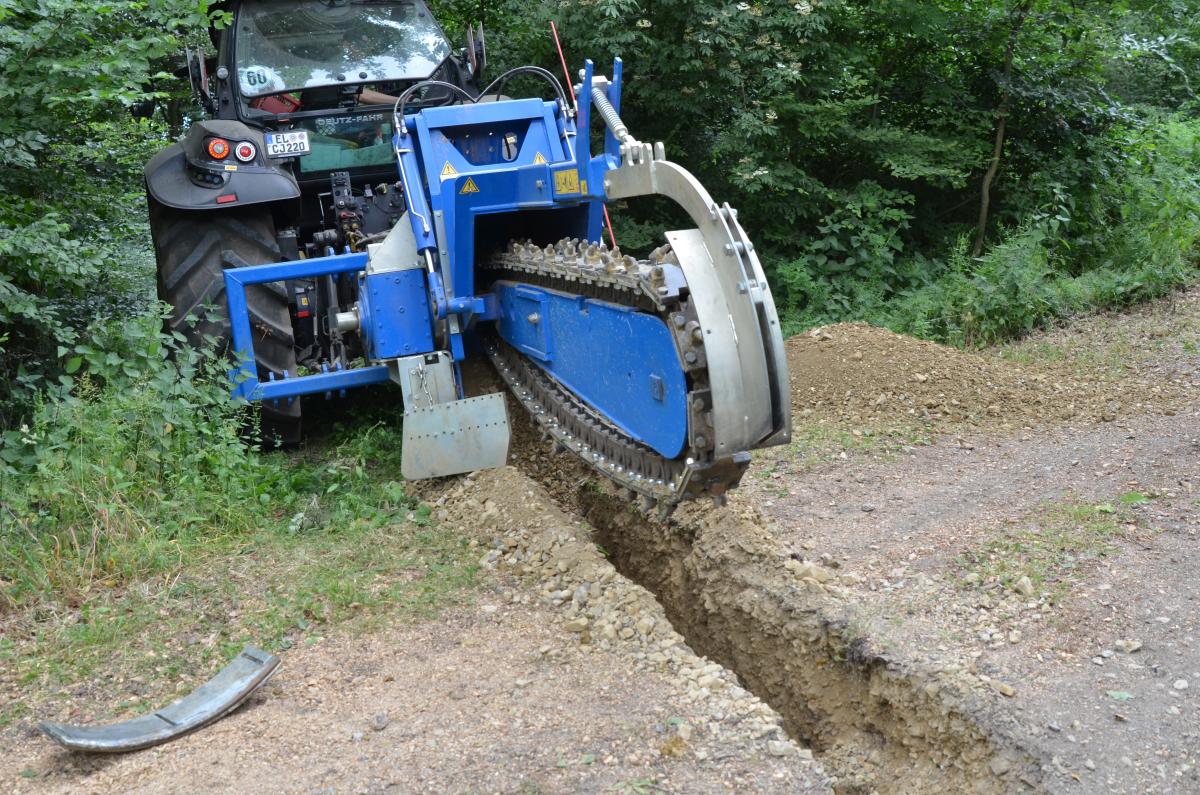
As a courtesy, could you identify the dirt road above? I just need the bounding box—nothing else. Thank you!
[3,287,1197,794]
[739,288,1199,792]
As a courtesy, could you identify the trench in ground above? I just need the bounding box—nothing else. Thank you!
[476,353,1048,794]
[539,480,1048,795]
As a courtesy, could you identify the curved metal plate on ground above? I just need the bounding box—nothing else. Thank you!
[39,646,279,753]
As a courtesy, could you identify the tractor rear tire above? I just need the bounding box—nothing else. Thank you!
[148,201,302,446]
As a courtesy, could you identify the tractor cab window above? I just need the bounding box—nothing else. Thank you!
[293,111,395,174]
[234,0,451,99]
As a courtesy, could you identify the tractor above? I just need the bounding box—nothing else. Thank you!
[145,0,791,513]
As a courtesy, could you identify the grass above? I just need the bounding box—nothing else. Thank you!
[0,382,481,728]
[996,340,1132,379]
[751,421,931,488]
[1,510,476,727]
[961,494,1152,602]
[995,341,1069,367]
[995,287,1200,380]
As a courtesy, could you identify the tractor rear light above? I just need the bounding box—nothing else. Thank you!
[207,138,230,159]
[234,142,257,163]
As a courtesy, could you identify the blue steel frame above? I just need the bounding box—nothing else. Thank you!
[223,59,628,404]
[223,251,392,401]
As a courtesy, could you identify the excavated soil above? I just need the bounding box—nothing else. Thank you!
[787,323,1181,432]
[484,370,1048,793]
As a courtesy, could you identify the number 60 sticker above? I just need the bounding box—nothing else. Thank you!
[239,66,283,95]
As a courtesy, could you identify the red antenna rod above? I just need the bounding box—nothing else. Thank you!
[550,21,618,250]
[550,21,576,107]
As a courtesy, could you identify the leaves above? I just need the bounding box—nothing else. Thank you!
[490,0,1198,335]
[0,0,213,423]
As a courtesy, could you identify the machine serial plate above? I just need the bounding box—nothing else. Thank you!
[264,130,310,158]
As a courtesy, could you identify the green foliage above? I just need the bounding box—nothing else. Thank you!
[0,335,478,714]
[881,117,1200,345]
[0,0,211,423]
[488,0,1200,340]
[0,310,475,620]
[0,311,271,606]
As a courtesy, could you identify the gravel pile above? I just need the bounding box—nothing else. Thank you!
[787,322,1181,433]
[431,467,827,768]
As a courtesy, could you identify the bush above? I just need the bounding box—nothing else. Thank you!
[0,0,209,426]
[871,116,1200,346]
[0,309,287,610]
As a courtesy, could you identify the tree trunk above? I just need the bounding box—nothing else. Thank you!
[164,97,185,141]
[973,2,1031,258]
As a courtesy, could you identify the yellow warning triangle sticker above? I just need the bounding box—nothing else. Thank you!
[459,177,480,195]
[533,152,548,165]
[440,161,457,179]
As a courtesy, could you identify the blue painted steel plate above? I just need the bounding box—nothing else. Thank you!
[493,282,688,458]
[359,269,435,360]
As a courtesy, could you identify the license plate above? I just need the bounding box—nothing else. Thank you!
[264,131,310,158]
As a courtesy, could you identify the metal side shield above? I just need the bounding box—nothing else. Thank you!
[603,146,791,457]
[401,393,510,480]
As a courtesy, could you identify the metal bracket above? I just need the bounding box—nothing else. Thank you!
[389,351,457,410]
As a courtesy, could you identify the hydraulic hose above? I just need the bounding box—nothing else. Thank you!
[479,66,573,117]
[392,81,478,135]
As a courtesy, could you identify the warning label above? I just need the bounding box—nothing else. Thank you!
[460,177,480,195]
[441,161,458,179]
[533,152,548,165]
[553,168,581,194]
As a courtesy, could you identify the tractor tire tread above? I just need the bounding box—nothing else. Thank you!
[149,200,301,446]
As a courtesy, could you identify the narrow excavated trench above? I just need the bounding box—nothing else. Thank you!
[567,484,1048,794]
[464,356,1050,794]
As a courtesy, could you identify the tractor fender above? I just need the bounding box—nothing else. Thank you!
[145,119,300,211]
[38,646,279,753]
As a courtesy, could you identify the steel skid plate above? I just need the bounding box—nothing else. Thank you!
[39,646,279,753]
[401,393,510,480]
